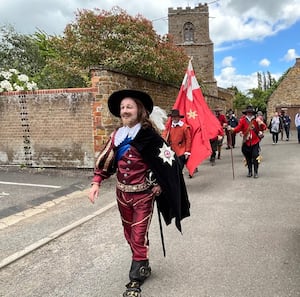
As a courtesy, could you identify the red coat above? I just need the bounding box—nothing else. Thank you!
[233,116,267,146]
[163,123,191,157]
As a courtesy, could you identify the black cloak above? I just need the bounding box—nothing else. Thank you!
[131,127,190,232]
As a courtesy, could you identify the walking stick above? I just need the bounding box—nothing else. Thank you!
[156,202,166,257]
[228,131,235,180]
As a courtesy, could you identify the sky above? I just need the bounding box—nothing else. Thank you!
[0,0,300,93]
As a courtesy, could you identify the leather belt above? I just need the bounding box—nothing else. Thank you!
[116,181,150,193]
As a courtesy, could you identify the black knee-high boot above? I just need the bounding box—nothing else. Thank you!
[253,159,259,178]
[247,159,253,177]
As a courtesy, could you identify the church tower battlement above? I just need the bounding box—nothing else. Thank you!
[168,3,217,96]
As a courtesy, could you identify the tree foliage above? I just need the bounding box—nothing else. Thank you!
[48,7,189,87]
[0,25,45,81]
[231,70,289,116]
[0,7,189,89]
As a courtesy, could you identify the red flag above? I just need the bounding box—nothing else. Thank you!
[170,60,222,175]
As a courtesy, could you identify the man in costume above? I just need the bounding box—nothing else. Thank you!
[88,89,190,297]
[214,107,228,159]
[228,105,266,178]
[162,109,192,171]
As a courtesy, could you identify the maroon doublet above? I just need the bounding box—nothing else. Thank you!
[94,145,155,261]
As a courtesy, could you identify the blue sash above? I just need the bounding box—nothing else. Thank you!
[115,136,132,161]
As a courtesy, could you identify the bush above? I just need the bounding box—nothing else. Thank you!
[0,68,38,92]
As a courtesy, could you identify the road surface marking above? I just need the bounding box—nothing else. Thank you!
[0,200,117,269]
[0,181,61,189]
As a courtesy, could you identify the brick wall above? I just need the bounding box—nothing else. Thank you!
[0,69,225,168]
[0,88,96,167]
[90,68,180,152]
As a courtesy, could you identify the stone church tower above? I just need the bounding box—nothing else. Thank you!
[168,3,218,97]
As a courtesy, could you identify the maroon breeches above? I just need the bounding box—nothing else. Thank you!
[116,189,155,261]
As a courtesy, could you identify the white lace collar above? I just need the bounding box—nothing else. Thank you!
[171,120,184,127]
[246,115,255,122]
[114,123,141,146]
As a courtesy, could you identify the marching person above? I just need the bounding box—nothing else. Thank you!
[214,107,228,159]
[162,109,192,172]
[209,126,225,166]
[88,89,190,297]
[228,105,267,178]
[226,110,238,149]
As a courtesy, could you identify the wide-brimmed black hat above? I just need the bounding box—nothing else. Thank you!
[242,105,257,114]
[108,89,153,118]
[167,109,184,118]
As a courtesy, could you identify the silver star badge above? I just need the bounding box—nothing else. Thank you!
[159,143,175,166]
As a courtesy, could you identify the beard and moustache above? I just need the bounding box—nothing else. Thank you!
[121,112,138,127]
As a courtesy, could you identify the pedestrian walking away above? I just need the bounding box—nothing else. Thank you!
[88,89,190,297]
[280,108,291,141]
[268,111,283,144]
[228,105,267,178]
[295,108,300,143]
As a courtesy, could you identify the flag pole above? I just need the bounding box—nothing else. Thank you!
[228,131,235,180]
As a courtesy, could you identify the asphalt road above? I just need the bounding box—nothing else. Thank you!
[0,167,93,218]
[0,132,299,297]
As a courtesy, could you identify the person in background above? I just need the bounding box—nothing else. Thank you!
[88,89,190,297]
[228,105,267,178]
[209,127,225,166]
[295,108,300,144]
[226,110,238,149]
[268,111,283,144]
[280,109,291,141]
[214,107,228,159]
[257,111,265,123]
[162,109,192,172]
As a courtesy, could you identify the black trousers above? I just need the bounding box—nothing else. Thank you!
[241,142,260,173]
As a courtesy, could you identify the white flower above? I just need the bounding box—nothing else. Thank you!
[9,69,19,74]
[0,80,13,91]
[27,81,37,90]
[14,84,24,91]
[0,71,12,80]
[0,68,38,93]
[18,74,29,82]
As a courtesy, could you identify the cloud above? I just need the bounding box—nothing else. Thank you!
[215,66,258,93]
[222,56,234,67]
[283,49,299,62]
[259,58,271,67]
[209,0,300,45]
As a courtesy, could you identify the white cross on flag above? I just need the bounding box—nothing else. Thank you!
[170,59,223,175]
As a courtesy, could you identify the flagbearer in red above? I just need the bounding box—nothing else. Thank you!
[164,59,222,176]
[162,109,192,171]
